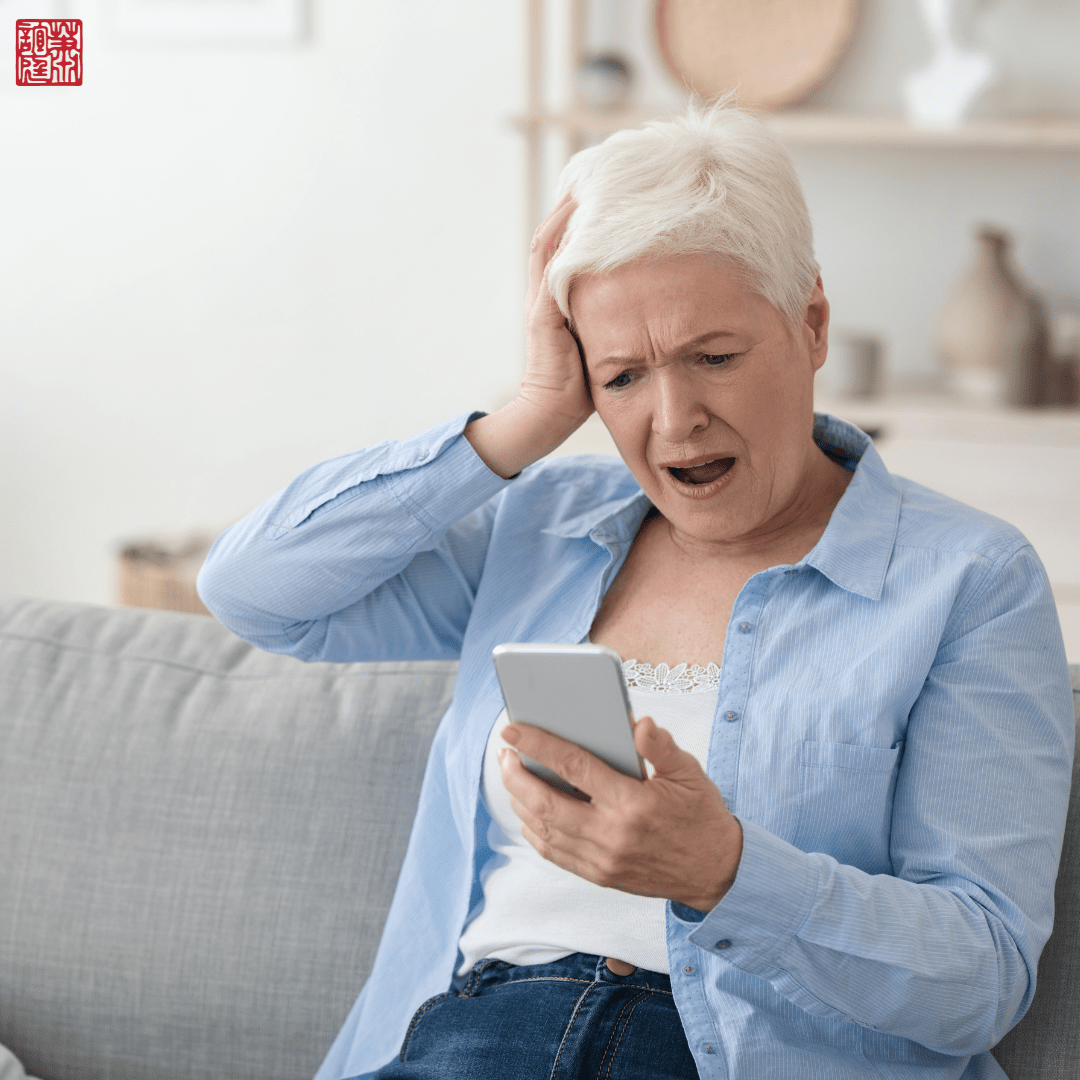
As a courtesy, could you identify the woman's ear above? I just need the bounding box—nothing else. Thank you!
[804,275,829,373]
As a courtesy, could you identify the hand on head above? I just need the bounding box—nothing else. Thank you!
[464,194,593,480]
[519,193,593,432]
[499,714,743,913]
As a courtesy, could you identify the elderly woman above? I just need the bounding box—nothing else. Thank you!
[197,105,1073,1080]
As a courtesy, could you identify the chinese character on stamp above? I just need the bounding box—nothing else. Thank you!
[16,19,83,86]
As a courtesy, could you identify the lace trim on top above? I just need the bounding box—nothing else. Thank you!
[622,659,721,693]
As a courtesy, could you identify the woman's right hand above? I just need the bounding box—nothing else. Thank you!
[465,194,594,479]
[519,193,594,437]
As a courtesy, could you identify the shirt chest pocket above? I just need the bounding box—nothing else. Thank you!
[791,740,903,875]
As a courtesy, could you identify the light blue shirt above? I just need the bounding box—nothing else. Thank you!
[197,412,1074,1080]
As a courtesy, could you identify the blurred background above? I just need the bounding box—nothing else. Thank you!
[0,0,1077,656]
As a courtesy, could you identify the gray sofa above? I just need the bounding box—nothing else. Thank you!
[0,596,1076,1080]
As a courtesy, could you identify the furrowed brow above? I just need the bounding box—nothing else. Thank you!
[591,329,742,371]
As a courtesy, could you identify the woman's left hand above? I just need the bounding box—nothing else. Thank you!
[499,717,743,913]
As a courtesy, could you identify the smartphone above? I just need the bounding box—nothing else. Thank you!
[491,642,645,801]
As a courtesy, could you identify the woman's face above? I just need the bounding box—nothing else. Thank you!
[571,254,830,548]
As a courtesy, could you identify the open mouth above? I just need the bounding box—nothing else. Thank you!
[667,457,736,486]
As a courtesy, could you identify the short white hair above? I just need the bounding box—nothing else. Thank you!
[547,101,819,328]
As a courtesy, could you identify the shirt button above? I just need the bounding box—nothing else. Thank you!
[739,622,752,632]
[716,939,732,950]
[420,451,428,459]
[785,569,794,575]
[684,965,692,973]
[724,711,738,723]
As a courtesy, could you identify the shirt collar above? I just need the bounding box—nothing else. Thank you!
[802,413,900,602]
[542,488,652,546]
[542,413,901,601]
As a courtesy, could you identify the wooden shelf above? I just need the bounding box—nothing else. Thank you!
[814,392,1080,447]
[767,112,1080,150]
[514,109,1080,151]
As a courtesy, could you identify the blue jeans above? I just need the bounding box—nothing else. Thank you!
[367,953,699,1079]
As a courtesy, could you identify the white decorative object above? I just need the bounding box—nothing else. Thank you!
[902,0,995,128]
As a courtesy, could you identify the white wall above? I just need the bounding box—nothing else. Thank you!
[0,0,1077,615]
[0,0,524,603]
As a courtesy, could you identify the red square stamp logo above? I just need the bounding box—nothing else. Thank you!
[16,19,82,86]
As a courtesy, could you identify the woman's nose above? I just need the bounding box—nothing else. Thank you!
[650,371,710,443]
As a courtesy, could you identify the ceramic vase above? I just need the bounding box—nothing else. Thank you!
[938,227,1047,407]
[829,332,883,399]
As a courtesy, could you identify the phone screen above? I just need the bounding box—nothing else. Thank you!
[492,642,644,799]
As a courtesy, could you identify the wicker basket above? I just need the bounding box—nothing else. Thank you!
[117,536,213,615]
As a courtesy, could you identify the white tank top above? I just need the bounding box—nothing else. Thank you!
[457,658,721,976]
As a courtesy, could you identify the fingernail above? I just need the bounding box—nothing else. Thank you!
[498,748,508,765]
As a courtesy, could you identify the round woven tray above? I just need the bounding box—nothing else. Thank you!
[655,0,861,111]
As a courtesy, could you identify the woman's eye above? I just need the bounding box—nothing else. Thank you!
[605,372,634,390]
[702,353,735,366]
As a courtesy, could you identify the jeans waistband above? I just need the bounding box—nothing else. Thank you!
[458,953,673,996]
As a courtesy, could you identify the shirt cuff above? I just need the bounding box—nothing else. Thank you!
[672,818,819,976]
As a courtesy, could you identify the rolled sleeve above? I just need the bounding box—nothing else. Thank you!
[383,419,509,533]
[197,411,512,662]
[258,411,505,541]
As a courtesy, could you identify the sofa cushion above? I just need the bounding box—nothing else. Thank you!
[0,597,457,1080]
[1,597,1076,1080]
[990,664,1080,1080]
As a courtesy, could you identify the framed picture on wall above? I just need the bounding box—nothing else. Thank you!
[110,0,306,45]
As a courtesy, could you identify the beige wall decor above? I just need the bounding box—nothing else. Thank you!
[655,0,861,110]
